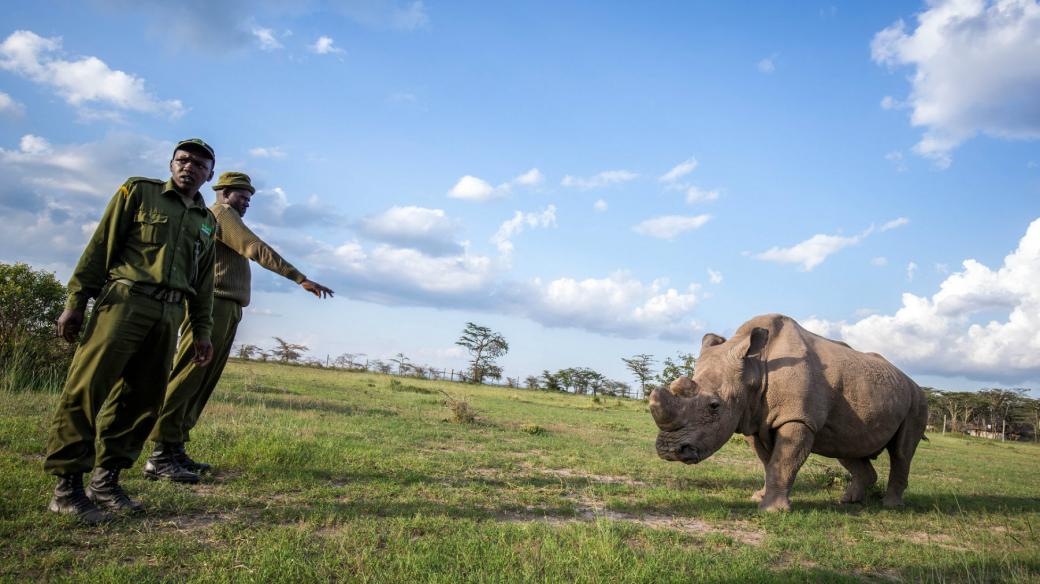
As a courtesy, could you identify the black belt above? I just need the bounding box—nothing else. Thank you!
[113,279,184,303]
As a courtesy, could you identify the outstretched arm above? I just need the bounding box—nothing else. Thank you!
[300,279,334,299]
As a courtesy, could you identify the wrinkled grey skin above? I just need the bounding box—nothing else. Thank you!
[650,314,928,512]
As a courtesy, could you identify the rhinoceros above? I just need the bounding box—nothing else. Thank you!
[650,314,928,512]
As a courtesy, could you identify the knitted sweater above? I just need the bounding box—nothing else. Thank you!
[210,203,306,307]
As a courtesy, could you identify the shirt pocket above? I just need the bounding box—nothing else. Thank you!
[134,209,169,244]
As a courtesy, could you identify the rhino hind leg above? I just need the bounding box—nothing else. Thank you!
[882,407,927,508]
[837,458,877,504]
[760,422,814,513]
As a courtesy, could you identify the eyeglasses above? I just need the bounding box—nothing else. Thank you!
[173,154,213,171]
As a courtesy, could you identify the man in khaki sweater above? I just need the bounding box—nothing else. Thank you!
[144,171,333,482]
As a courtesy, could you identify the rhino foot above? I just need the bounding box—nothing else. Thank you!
[882,495,904,508]
[750,488,766,503]
[759,495,791,513]
[840,487,867,504]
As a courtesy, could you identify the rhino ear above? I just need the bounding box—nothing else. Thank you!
[744,327,769,359]
[701,333,726,353]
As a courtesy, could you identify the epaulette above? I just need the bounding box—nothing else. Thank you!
[118,176,164,198]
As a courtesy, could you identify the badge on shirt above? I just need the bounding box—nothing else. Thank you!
[200,224,213,237]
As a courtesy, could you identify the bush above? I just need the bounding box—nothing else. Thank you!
[0,262,74,392]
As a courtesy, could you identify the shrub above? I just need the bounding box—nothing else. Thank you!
[0,262,74,392]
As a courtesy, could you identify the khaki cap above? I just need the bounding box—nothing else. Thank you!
[212,171,255,194]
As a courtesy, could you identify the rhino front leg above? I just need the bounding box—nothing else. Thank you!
[760,422,814,512]
[837,458,877,504]
[746,435,771,503]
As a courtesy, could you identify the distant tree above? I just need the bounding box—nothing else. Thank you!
[389,352,412,376]
[455,322,509,384]
[0,262,74,389]
[1024,396,1040,442]
[271,336,308,363]
[978,388,1028,441]
[236,344,261,360]
[556,368,576,392]
[655,352,697,387]
[369,359,392,375]
[541,370,561,392]
[524,375,541,390]
[622,354,657,399]
[335,352,365,369]
[603,379,632,398]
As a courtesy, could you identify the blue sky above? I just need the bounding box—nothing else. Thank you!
[1,0,1039,392]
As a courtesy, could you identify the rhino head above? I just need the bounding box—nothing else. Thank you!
[650,327,768,464]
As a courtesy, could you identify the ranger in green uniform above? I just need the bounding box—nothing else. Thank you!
[145,171,333,481]
[45,139,219,523]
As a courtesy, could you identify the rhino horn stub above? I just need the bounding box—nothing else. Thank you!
[669,375,697,396]
[649,387,682,430]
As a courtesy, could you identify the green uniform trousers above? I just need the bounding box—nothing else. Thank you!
[150,297,242,443]
[44,281,185,475]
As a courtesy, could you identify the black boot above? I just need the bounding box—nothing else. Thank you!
[48,473,112,524]
[143,442,200,484]
[86,467,144,514]
[172,443,211,474]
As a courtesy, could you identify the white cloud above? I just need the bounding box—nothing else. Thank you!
[492,205,557,256]
[633,214,711,240]
[249,146,287,158]
[805,218,1040,383]
[561,170,637,190]
[448,175,499,201]
[329,241,495,296]
[512,167,544,187]
[247,187,342,228]
[0,30,184,118]
[881,217,910,231]
[520,272,701,340]
[593,199,608,212]
[708,269,723,284]
[685,185,719,204]
[872,0,1040,167]
[310,35,345,55]
[754,228,872,271]
[252,26,283,50]
[358,206,463,256]
[885,150,908,172]
[907,261,918,281]
[880,95,903,110]
[0,91,24,116]
[659,157,698,184]
[871,256,889,267]
[757,55,777,73]
[448,169,542,201]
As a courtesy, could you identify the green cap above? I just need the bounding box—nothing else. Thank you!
[212,171,255,194]
[174,138,215,163]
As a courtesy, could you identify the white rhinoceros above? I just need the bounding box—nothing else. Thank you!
[650,314,928,512]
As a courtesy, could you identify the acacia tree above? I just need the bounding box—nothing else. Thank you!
[389,352,411,375]
[655,352,697,387]
[235,344,260,360]
[622,354,657,399]
[271,337,308,363]
[455,322,509,384]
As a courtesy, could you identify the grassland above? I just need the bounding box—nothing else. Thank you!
[1,360,1038,583]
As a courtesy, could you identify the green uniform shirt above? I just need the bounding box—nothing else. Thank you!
[64,177,218,341]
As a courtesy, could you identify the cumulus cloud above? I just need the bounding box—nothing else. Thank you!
[708,269,723,284]
[872,256,889,267]
[803,218,1040,383]
[685,186,719,204]
[391,0,430,30]
[757,55,777,73]
[633,214,711,240]
[517,272,701,341]
[250,146,287,158]
[0,91,25,116]
[754,219,907,271]
[247,187,343,228]
[593,199,608,212]
[358,206,462,256]
[872,0,1040,166]
[0,30,184,118]
[448,168,542,201]
[561,170,637,190]
[310,35,345,55]
[491,205,557,256]
[907,261,919,281]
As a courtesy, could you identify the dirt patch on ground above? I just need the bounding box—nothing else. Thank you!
[540,468,648,487]
[869,529,972,552]
[498,490,764,546]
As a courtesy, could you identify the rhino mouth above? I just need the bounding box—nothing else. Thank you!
[675,443,701,464]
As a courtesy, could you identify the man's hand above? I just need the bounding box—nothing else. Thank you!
[56,309,85,343]
[193,339,214,366]
[301,279,334,299]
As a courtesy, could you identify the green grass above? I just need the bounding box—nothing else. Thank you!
[2,360,1038,583]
